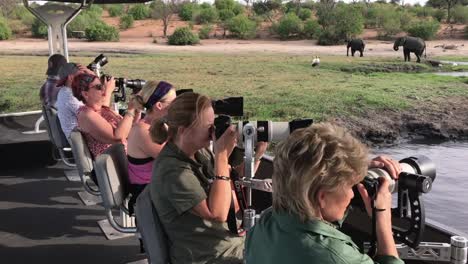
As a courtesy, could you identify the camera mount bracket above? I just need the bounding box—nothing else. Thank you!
[364,236,468,263]
[392,186,426,248]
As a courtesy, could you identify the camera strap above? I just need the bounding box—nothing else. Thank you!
[368,199,378,258]
[227,170,247,236]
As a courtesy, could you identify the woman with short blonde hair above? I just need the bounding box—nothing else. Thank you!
[246,122,404,264]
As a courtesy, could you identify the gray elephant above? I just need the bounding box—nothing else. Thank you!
[393,36,426,63]
[347,39,365,57]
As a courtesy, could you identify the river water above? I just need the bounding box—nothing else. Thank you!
[371,141,468,236]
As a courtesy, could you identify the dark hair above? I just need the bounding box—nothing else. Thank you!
[46,54,67,76]
[150,92,211,144]
[71,73,97,102]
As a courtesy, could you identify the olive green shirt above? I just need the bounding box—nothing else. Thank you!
[150,142,244,264]
[245,209,404,264]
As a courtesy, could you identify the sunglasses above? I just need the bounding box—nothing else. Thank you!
[89,83,104,91]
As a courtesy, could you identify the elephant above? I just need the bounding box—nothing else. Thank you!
[347,39,365,57]
[393,36,426,63]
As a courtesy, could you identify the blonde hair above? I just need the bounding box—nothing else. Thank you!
[150,92,212,144]
[272,122,369,222]
[132,80,175,113]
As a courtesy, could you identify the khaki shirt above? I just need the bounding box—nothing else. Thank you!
[245,209,404,264]
[150,142,244,264]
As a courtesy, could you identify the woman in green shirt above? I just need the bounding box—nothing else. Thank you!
[245,122,404,264]
[150,92,266,264]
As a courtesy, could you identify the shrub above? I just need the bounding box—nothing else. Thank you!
[400,11,417,31]
[432,8,446,22]
[214,0,236,11]
[297,8,312,21]
[31,18,47,38]
[0,17,12,40]
[20,11,35,27]
[252,0,281,16]
[303,19,321,39]
[227,14,257,39]
[179,2,199,21]
[67,11,102,38]
[7,19,24,34]
[120,14,134,29]
[195,7,218,24]
[334,4,364,40]
[199,24,213,39]
[108,4,125,17]
[406,19,439,40]
[452,5,468,24]
[317,27,340,45]
[379,11,401,37]
[465,25,468,39]
[87,4,104,17]
[232,3,244,15]
[85,21,119,41]
[200,3,212,9]
[219,9,235,22]
[129,4,150,20]
[275,13,303,40]
[168,27,199,45]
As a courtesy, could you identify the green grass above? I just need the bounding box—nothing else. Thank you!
[1,54,467,123]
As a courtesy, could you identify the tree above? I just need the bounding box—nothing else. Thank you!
[151,0,181,37]
[426,0,462,23]
[0,0,19,18]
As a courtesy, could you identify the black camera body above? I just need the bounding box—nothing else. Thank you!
[87,54,147,102]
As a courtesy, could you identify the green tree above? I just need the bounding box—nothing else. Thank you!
[227,14,257,39]
[335,4,364,40]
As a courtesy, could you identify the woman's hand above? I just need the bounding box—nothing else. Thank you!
[213,125,237,159]
[369,155,401,179]
[357,177,393,218]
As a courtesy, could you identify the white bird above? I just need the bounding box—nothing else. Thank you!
[312,56,320,67]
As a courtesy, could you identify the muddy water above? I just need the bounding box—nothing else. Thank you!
[372,141,468,235]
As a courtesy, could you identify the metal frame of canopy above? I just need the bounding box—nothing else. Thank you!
[23,0,150,60]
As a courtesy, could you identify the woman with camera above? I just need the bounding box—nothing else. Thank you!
[150,92,266,264]
[126,80,176,214]
[245,122,404,264]
[72,72,139,158]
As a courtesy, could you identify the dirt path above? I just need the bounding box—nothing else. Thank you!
[1,38,467,58]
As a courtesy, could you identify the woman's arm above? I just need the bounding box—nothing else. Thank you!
[78,108,135,144]
[191,125,237,222]
[133,123,165,159]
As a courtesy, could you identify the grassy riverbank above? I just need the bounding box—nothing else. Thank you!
[1,53,468,143]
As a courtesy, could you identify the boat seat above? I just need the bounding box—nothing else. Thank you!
[94,143,136,233]
[69,128,100,196]
[42,104,75,167]
[135,186,170,264]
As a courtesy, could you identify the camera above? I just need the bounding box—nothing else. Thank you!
[87,54,147,102]
[360,155,436,198]
[87,54,108,78]
[212,97,244,117]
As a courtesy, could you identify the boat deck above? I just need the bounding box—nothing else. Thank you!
[0,163,145,263]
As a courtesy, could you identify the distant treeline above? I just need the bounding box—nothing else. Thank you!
[0,0,467,44]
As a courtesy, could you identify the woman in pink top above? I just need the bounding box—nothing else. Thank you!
[72,73,140,158]
[126,80,176,215]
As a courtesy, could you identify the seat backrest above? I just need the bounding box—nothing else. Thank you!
[94,143,130,210]
[43,105,69,149]
[135,187,170,264]
[70,129,94,179]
